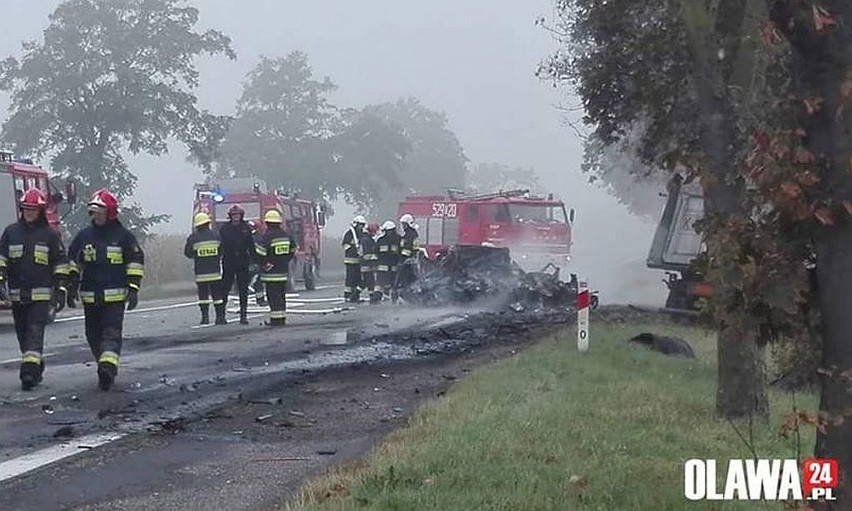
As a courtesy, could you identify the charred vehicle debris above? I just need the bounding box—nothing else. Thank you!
[394,245,599,313]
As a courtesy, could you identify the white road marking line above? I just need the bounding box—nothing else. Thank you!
[53,301,199,324]
[287,297,345,304]
[189,313,265,330]
[0,433,127,483]
[0,352,56,365]
[226,304,306,314]
[289,307,353,315]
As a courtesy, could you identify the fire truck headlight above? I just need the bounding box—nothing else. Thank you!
[213,193,224,203]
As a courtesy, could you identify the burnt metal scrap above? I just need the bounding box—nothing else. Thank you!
[398,245,599,312]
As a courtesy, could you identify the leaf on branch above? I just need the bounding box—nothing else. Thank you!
[760,21,782,45]
[793,147,816,165]
[804,97,825,115]
[813,207,834,226]
[780,181,802,199]
[797,172,819,186]
[812,4,837,33]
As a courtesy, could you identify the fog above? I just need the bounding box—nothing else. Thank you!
[0,0,666,306]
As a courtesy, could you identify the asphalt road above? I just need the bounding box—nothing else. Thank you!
[0,279,487,510]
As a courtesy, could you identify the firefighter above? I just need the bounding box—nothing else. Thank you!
[184,212,226,325]
[342,215,366,302]
[254,209,295,326]
[0,188,69,390]
[373,221,400,304]
[67,189,145,391]
[397,213,420,291]
[219,204,254,325]
[360,223,379,301]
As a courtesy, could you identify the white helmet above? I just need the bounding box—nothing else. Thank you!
[382,220,396,231]
[399,213,414,225]
[352,215,366,226]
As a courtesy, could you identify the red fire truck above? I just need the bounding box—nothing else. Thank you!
[0,150,77,319]
[192,178,326,290]
[397,189,576,273]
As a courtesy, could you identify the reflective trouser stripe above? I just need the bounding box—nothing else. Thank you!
[260,275,288,282]
[401,249,412,257]
[104,288,127,302]
[99,351,119,367]
[344,258,360,265]
[22,351,42,364]
[269,311,287,319]
[80,291,96,304]
[344,286,355,293]
[195,273,222,283]
[213,299,224,305]
[0,254,7,267]
[197,299,213,305]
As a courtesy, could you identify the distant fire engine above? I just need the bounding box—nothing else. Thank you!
[398,189,575,272]
[192,178,326,290]
[0,150,77,319]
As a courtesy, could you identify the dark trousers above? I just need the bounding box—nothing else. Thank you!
[84,303,125,368]
[375,268,397,301]
[360,266,376,294]
[344,263,361,301]
[222,265,249,311]
[196,280,224,306]
[265,281,288,325]
[12,301,50,361]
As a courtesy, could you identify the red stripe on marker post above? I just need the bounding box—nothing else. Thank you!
[577,282,589,352]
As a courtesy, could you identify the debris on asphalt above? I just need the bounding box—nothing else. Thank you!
[628,333,696,358]
[316,449,337,456]
[255,414,275,423]
[288,410,305,418]
[250,457,311,462]
[397,245,597,312]
[42,404,55,415]
[53,426,75,438]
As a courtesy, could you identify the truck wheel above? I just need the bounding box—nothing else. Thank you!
[304,262,316,291]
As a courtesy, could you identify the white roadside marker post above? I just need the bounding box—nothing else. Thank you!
[577,281,589,352]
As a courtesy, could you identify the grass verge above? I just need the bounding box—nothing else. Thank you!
[286,320,818,511]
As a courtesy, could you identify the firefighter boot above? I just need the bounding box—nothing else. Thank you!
[214,304,228,325]
[97,362,117,391]
[239,307,249,325]
[199,304,210,325]
[20,362,41,391]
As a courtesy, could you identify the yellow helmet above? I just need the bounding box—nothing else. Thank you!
[193,212,212,227]
[264,209,283,224]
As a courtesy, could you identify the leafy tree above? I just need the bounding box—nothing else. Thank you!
[363,98,468,218]
[466,163,542,195]
[215,52,409,215]
[0,0,235,237]
[540,0,773,421]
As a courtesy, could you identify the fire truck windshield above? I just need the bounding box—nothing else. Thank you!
[215,202,262,222]
[506,204,567,224]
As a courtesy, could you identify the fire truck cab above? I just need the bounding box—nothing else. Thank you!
[398,189,575,272]
[0,150,77,319]
[192,178,325,290]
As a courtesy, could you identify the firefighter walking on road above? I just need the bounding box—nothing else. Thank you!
[184,212,226,325]
[254,210,295,326]
[67,189,145,391]
[0,189,69,390]
[373,221,400,304]
[397,214,420,292]
[219,204,254,325]
[360,223,379,302]
[342,215,366,303]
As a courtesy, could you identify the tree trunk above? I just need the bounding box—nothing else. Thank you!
[814,225,852,505]
[716,322,769,419]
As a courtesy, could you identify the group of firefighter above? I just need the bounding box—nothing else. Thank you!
[184,204,295,329]
[0,188,144,392]
[342,213,420,304]
[0,187,416,393]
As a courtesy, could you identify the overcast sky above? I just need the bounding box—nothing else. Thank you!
[0,0,667,304]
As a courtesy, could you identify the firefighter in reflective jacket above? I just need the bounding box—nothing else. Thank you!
[184,212,225,325]
[360,223,379,302]
[342,215,366,302]
[397,214,420,290]
[254,210,295,326]
[67,189,145,391]
[0,189,69,390]
[373,221,400,304]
